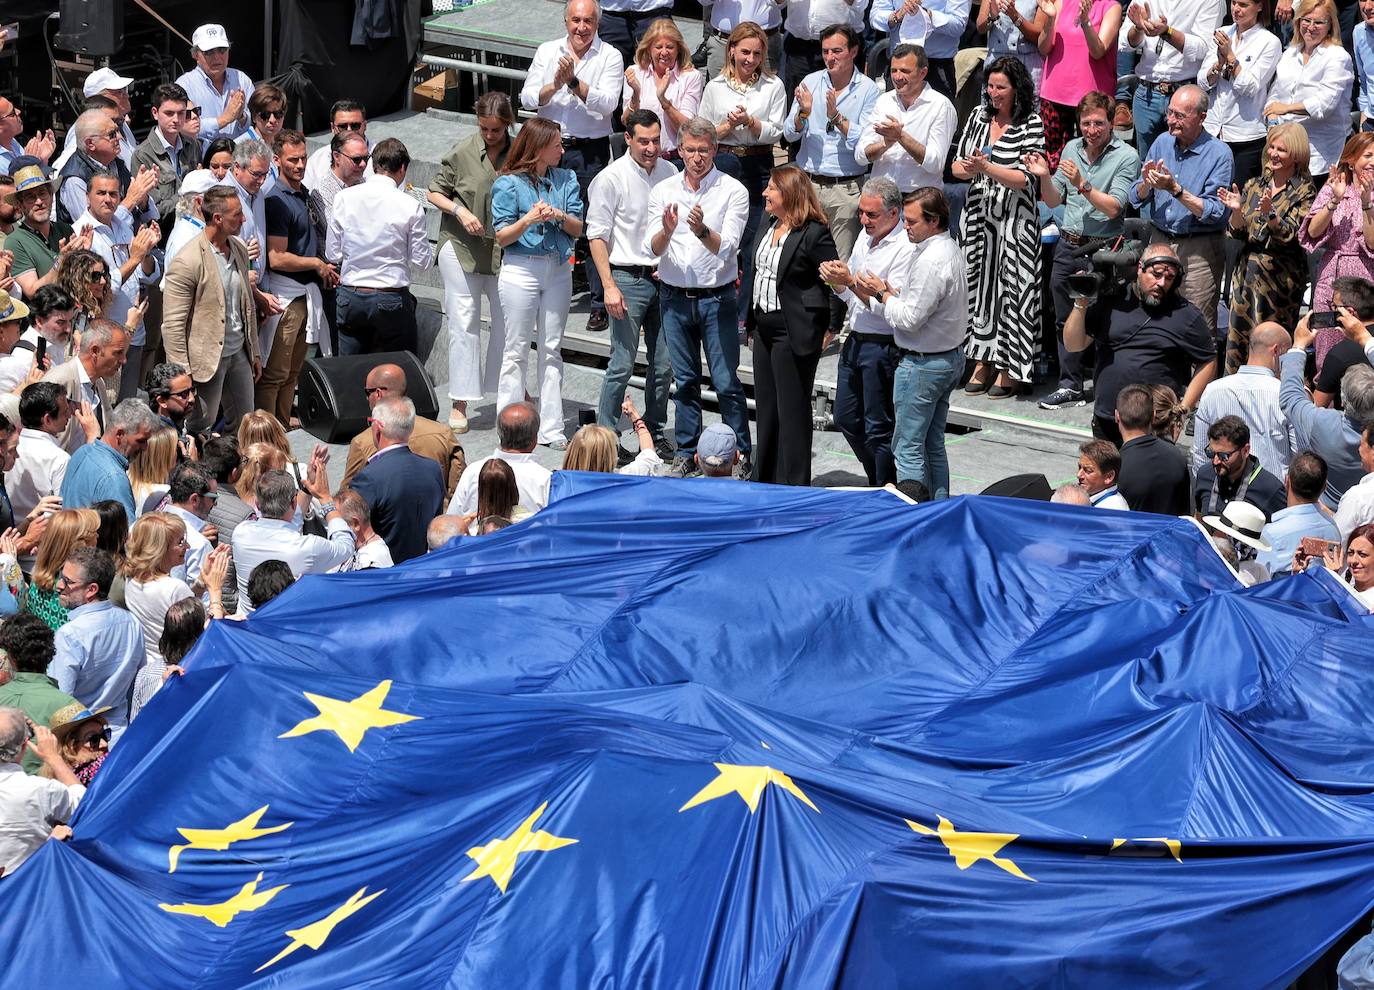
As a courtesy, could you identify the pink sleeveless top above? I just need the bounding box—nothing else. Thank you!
[1040,0,1119,106]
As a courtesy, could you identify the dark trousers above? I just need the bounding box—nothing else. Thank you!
[1092,414,1123,447]
[598,6,675,69]
[927,58,958,101]
[782,33,825,98]
[713,150,771,319]
[833,332,900,486]
[751,309,821,486]
[560,140,612,314]
[336,286,417,355]
[1049,242,1097,391]
[1226,137,1266,189]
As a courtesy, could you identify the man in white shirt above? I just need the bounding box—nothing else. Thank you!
[521,0,625,331]
[11,382,86,525]
[1122,0,1227,155]
[302,100,373,192]
[704,0,785,79]
[0,97,56,176]
[231,469,355,615]
[587,109,678,457]
[645,117,752,478]
[1193,322,1296,478]
[855,44,957,194]
[326,138,432,356]
[165,462,219,597]
[861,187,968,499]
[1336,422,1374,542]
[0,707,84,877]
[1077,439,1131,509]
[174,24,254,142]
[449,402,553,516]
[871,0,972,99]
[817,176,914,487]
[0,285,76,395]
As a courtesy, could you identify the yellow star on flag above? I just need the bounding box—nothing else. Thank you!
[159,872,289,928]
[278,679,420,753]
[1110,837,1182,862]
[255,885,386,973]
[906,815,1036,882]
[167,805,293,873]
[461,802,578,894]
[679,763,820,814]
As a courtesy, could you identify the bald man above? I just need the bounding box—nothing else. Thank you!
[340,363,465,496]
[1192,321,1296,478]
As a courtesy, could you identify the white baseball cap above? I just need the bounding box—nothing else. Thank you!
[83,67,135,98]
[178,169,224,196]
[191,24,232,51]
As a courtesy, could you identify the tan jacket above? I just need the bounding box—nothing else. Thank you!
[342,416,465,498]
[161,233,260,383]
[43,356,115,455]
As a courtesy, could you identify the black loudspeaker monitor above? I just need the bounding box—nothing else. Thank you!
[297,351,439,444]
[980,473,1053,502]
[57,0,124,56]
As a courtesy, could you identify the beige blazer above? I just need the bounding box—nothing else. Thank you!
[43,356,115,455]
[161,233,260,383]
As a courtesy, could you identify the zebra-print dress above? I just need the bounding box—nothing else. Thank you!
[956,106,1044,384]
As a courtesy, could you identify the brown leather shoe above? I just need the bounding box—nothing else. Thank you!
[1113,102,1133,130]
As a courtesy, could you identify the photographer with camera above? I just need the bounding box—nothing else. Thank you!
[1026,91,1140,410]
[1062,243,1217,444]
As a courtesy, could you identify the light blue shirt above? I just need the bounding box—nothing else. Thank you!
[60,440,135,523]
[1258,502,1341,577]
[1356,23,1374,119]
[782,68,881,177]
[491,168,583,262]
[1279,349,1367,510]
[48,600,146,735]
[174,65,255,142]
[0,138,23,176]
[871,0,971,59]
[1128,129,1233,235]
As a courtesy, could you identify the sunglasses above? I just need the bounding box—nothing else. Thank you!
[257,109,286,121]
[54,574,91,589]
[169,385,196,399]
[1204,447,1241,462]
[89,270,110,282]
[335,120,365,131]
[77,726,113,748]
[363,385,386,397]
[186,106,203,118]
[338,153,369,166]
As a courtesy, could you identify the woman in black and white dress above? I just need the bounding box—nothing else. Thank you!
[951,56,1044,398]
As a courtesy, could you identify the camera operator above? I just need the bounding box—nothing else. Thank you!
[1025,91,1141,411]
[1063,243,1217,444]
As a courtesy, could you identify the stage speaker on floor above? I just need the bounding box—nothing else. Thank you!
[297,352,438,444]
[980,473,1052,501]
[56,0,124,56]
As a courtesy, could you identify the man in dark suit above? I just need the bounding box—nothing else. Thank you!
[341,362,464,498]
[1116,383,1192,516]
[347,397,445,564]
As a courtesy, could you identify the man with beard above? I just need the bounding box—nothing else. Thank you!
[1062,243,1216,445]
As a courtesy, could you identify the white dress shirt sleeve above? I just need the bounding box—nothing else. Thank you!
[408,202,433,271]
[312,518,357,572]
[1302,48,1355,122]
[924,99,959,176]
[325,206,343,264]
[587,46,626,119]
[1232,34,1282,102]
[644,183,668,258]
[585,170,617,245]
[757,78,787,145]
[522,42,554,112]
[716,180,750,260]
[853,98,884,167]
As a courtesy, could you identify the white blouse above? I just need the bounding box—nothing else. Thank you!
[752,230,784,313]
[1198,25,1282,143]
[698,73,787,147]
[622,64,705,153]
[1268,43,1355,173]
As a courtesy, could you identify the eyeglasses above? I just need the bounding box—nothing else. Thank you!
[257,109,286,121]
[0,106,19,121]
[196,490,220,501]
[335,120,365,131]
[240,167,270,180]
[54,574,88,589]
[1299,16,1329,25]
[186,106,203,118]
[89,270,110,282]
[1205,446,1241,462]
[100,130,120,141]
[338,153,369,166]
[363,385,386,397]
[77,727,112,748]
[169,385,196,399]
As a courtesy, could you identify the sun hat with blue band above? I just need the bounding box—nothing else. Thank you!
[0,290,30,325]
[3,156,60,207]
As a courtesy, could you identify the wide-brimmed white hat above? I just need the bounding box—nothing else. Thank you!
[1203,500,1272,553]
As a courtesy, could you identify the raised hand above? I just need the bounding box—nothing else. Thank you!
[1326,164,1349,202]
[130,224,160,262]
[1217,182,1243,212]
[624,65,641,94]
[1257,187,1274,215]
[873,114,904,141]
[686,203,706,234]
[23,129,57,163]
[555,54,576,87]
[794,83,814,116]
[661,202,679,234]
[1058,158,1082,187]
[1023,151,1050,177]
[1214,29,1233,61]
[825,87,840,120]
[0,527,19,557]
[1037,0,1060,17]
[818,259,853,286]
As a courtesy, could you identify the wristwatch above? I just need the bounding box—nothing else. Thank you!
[694,225,711,240]
[1078,181,1093,196]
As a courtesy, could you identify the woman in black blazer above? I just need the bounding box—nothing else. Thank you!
[746,165,839,486]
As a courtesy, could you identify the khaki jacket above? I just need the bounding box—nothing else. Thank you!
[342,417,465,498]
[161,233,260,383]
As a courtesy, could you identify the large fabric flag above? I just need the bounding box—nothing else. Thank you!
[3,476,1373,988]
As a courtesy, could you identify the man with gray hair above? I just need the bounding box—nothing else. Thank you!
[449,401,552,515]
[1051,484,1093,506]
[228,138,273,280]
[42,317,128,454]
[349,396,446,563]
[1128,84,1232,339]
[427,514,468,552]
[1282,315,1374,510]
[818,176,914,487]
[56,109,158,228]
[0,705,85,876]
[59,398,158,521]
[230,469,354,615]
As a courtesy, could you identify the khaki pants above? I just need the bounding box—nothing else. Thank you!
[255,296,309,427]
[816,178,862,261]
[1150,229,1224,336]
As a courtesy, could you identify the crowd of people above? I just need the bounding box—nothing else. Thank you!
[3,0,1374,878]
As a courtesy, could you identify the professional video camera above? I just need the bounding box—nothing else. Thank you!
[1065,217,1154,301]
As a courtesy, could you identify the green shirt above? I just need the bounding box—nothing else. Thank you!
[6,219,75,279]
[24,584,69,632]
[0,672,78,773]
[429,132,508,276]
[1051,135,1139,240]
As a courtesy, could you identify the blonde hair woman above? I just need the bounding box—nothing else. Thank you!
[127,426,180,516]
[122,512,226,668]
[1263,0,1352,174]
[25,508,100,630]
[624,19,704,159]
[236,410,332,521]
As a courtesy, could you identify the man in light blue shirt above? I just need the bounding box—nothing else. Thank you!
[871,0,971,99]
[782,24,880,263]
[174,24,254,142]
[60,398,159,522]
[1129,85,1232,337]
[1356,1,1374,131]
[49,547,145,739]
[1258,452,1343,577]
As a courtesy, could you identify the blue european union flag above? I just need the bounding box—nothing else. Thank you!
[3,477,1373,987]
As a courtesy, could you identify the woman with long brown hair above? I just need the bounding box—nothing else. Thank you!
[623,19,704,163]
[746,165,839,486]
[491,117,585,450]
[25,508,100,630]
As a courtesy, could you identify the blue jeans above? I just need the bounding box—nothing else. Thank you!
[660,285,751,457]
[336,286,417,355]
[892,348,965,500]
[596,269,671,438]
[1131,85,1170,160]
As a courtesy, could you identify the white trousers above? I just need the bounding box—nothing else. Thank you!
[496,253,570,443]
[438,241,504,402]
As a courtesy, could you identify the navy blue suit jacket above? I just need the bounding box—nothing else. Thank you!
[349,446,446,564]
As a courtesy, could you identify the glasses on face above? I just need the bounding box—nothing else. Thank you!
[241,167,270,180]
[339,153,369,166]
[336,120,365,131]
[1299,16,1329,25]
[89,270,110,283]
[77,727,112,748]
[364,385,387,397]
[257,109,286,121]
[197,490,220,501]
[1205,446,1241,462]
[0,106,19,121]
[1164,109,1194,120]
[187,106,203,118]
[55,574,85,590]
[101,130,120,141]
[169,385,196,399]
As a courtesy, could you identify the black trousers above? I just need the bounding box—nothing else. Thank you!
[336,286,417,355]
[1225,137,1266,189]
[782,33,825,98]
[560,139,612,312]
[833,332,900,486]
[1092,413,1123,447]
[598,6,675,70]
[751,309,821,486]
[927,58,958,101]
[1049,242,1097,391]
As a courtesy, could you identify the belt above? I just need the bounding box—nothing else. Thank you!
[663,282,733,298]
[898,345,959,359]
[1144,76,1196,95]
[1060,231,1106,246]
[1156,227,1224,241]
[562,135,609,149]
[710,24,779,40]
[807,172,864,187]
[850,332,897,345]
[724,144,773,158]
[342,284,405,294]
[611,263,657,279]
